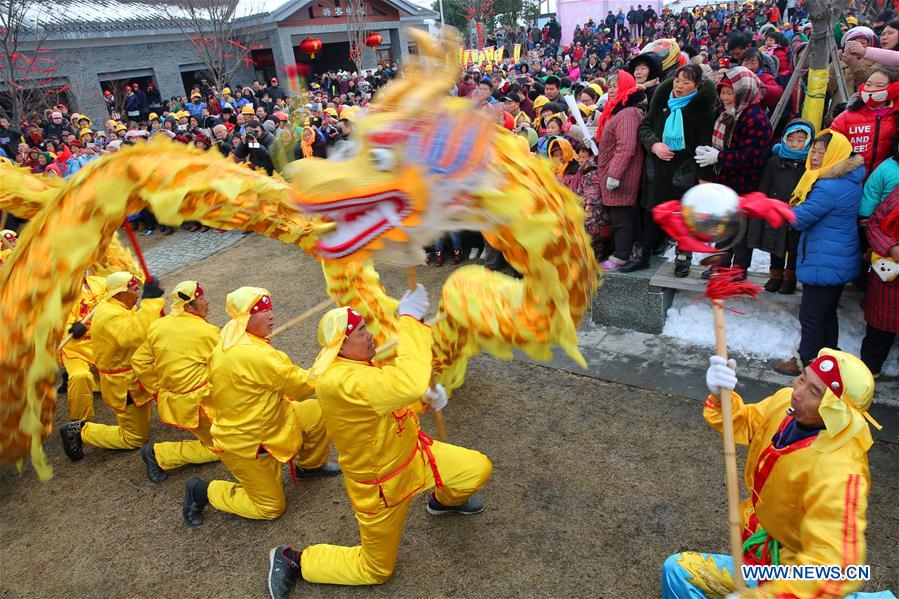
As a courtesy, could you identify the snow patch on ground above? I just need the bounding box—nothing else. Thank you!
[662,292,899,376]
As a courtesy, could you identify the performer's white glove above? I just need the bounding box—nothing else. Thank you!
[424,383,448,412]
[694,145,720,167]
[706,355,738,397]
[397,284,429,320]
[606,176,620,190]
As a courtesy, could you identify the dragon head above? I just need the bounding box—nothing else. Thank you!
[285,28,499,264]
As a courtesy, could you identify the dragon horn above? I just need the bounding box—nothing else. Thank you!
[376,27,462,112]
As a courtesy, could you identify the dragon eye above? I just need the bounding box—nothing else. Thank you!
[369,147,395,172]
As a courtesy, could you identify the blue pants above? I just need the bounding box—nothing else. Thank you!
[662,552,896,599]
[435,232,462,253]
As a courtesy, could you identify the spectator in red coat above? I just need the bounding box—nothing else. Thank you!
[739,47,783,110]
[830,67,899,176]
[861,187,899,376]
[595,70,646,270]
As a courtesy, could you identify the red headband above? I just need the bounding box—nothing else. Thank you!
[2,232,15,240]
[808,355,844,397]
[250,294,272,313]
[127,276,140,289]
[345,308,363,336]
[194,282,204,298]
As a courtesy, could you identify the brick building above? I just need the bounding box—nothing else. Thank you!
[8,0,437,121]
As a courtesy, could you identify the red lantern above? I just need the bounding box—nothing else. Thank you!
[365,32,382,49]
[300,36,323,59]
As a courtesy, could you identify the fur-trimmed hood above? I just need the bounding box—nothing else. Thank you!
[820,154,865,179]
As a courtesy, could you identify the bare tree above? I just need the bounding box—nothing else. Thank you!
[347,0,368,74]
[163,0,262,90]
[0,0,67,124]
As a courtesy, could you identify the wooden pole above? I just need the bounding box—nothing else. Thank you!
[768,47,809,134]
[58,306,99,351]
[405,266,447,441]
[270,298,336,338]
[711,300,746,592]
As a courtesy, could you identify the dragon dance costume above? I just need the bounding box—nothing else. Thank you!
[662,349,893,599]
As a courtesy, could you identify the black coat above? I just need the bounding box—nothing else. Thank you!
[637,76,717,210]
[746,154,805,256]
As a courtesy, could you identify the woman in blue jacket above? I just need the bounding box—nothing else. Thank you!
[775,130,866,375]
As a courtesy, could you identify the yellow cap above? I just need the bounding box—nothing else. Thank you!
[222,87,232,95]
[115,124,127,133]
[532,95,550,111]
[220,287,270,350]
[106,119,117,128]
[104,271,140,297]
[310,306,358,380]
[241,105,255,115]
[846,16,858,25]
[325,107,339,117]
[814,348,879,452]
[148,112,159,121]
[79,128,92,138]
[170,280,202,315]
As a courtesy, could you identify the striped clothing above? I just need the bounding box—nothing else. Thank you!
[864,188,899,332]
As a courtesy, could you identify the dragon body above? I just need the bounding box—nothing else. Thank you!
[0,29,600,479]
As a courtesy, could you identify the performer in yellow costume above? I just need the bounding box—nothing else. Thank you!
[182,287,338,527]
[131,280,220,483]
[661,349,891,599]
[59,273,106,422]
[58,272,166,460]
[266,287,492,598]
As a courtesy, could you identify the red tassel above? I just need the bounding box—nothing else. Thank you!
[703,267,761,302]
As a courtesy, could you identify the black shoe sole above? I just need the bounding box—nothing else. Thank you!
[59,423,85,461]
[140,444,169,484]
[182,479,205,527]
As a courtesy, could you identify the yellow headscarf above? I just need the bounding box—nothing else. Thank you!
[790,130,853,206]
[300,126,316,158]
[812,348,880,452]
[170,280,202,316]
[548,137,577,179]
[309,306,361,381]
[220,286,270,350]
[104,271,140,298]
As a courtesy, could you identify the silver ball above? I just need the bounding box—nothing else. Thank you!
[681,183,741,243]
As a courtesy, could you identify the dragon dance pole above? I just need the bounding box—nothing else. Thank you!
[122,220,165,316]
[406,267,448,441]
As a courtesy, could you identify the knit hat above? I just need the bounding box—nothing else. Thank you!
[105,271,141,297]
[221,287,271,350]
[170,280,204,316]
[808,348,880,452]
[310,307,364,380]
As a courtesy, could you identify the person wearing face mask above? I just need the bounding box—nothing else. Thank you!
[661,349,888,599]
[58,272,166,461]
[266,292,492,597]
[181,287,338,527]
[830,67,899,176]
[131,281,221,484]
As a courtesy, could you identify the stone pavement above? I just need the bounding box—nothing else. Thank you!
[143,230,246,277]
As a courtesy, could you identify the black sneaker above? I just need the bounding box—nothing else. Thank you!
[426,492,486,515]
[294,460,341,479]
[701,267,714,280]
[182,476,209,527]
[57,370,69,395]
[267,545,301,599]
[59,420,85,461]
[140,443,169,484]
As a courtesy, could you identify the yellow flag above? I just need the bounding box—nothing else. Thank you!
[496,47,505,63]
[513,43,521,62]
[484,46,495,62]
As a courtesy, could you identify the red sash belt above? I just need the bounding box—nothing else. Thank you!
[98,366,133,375]
[358,429,444,489]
